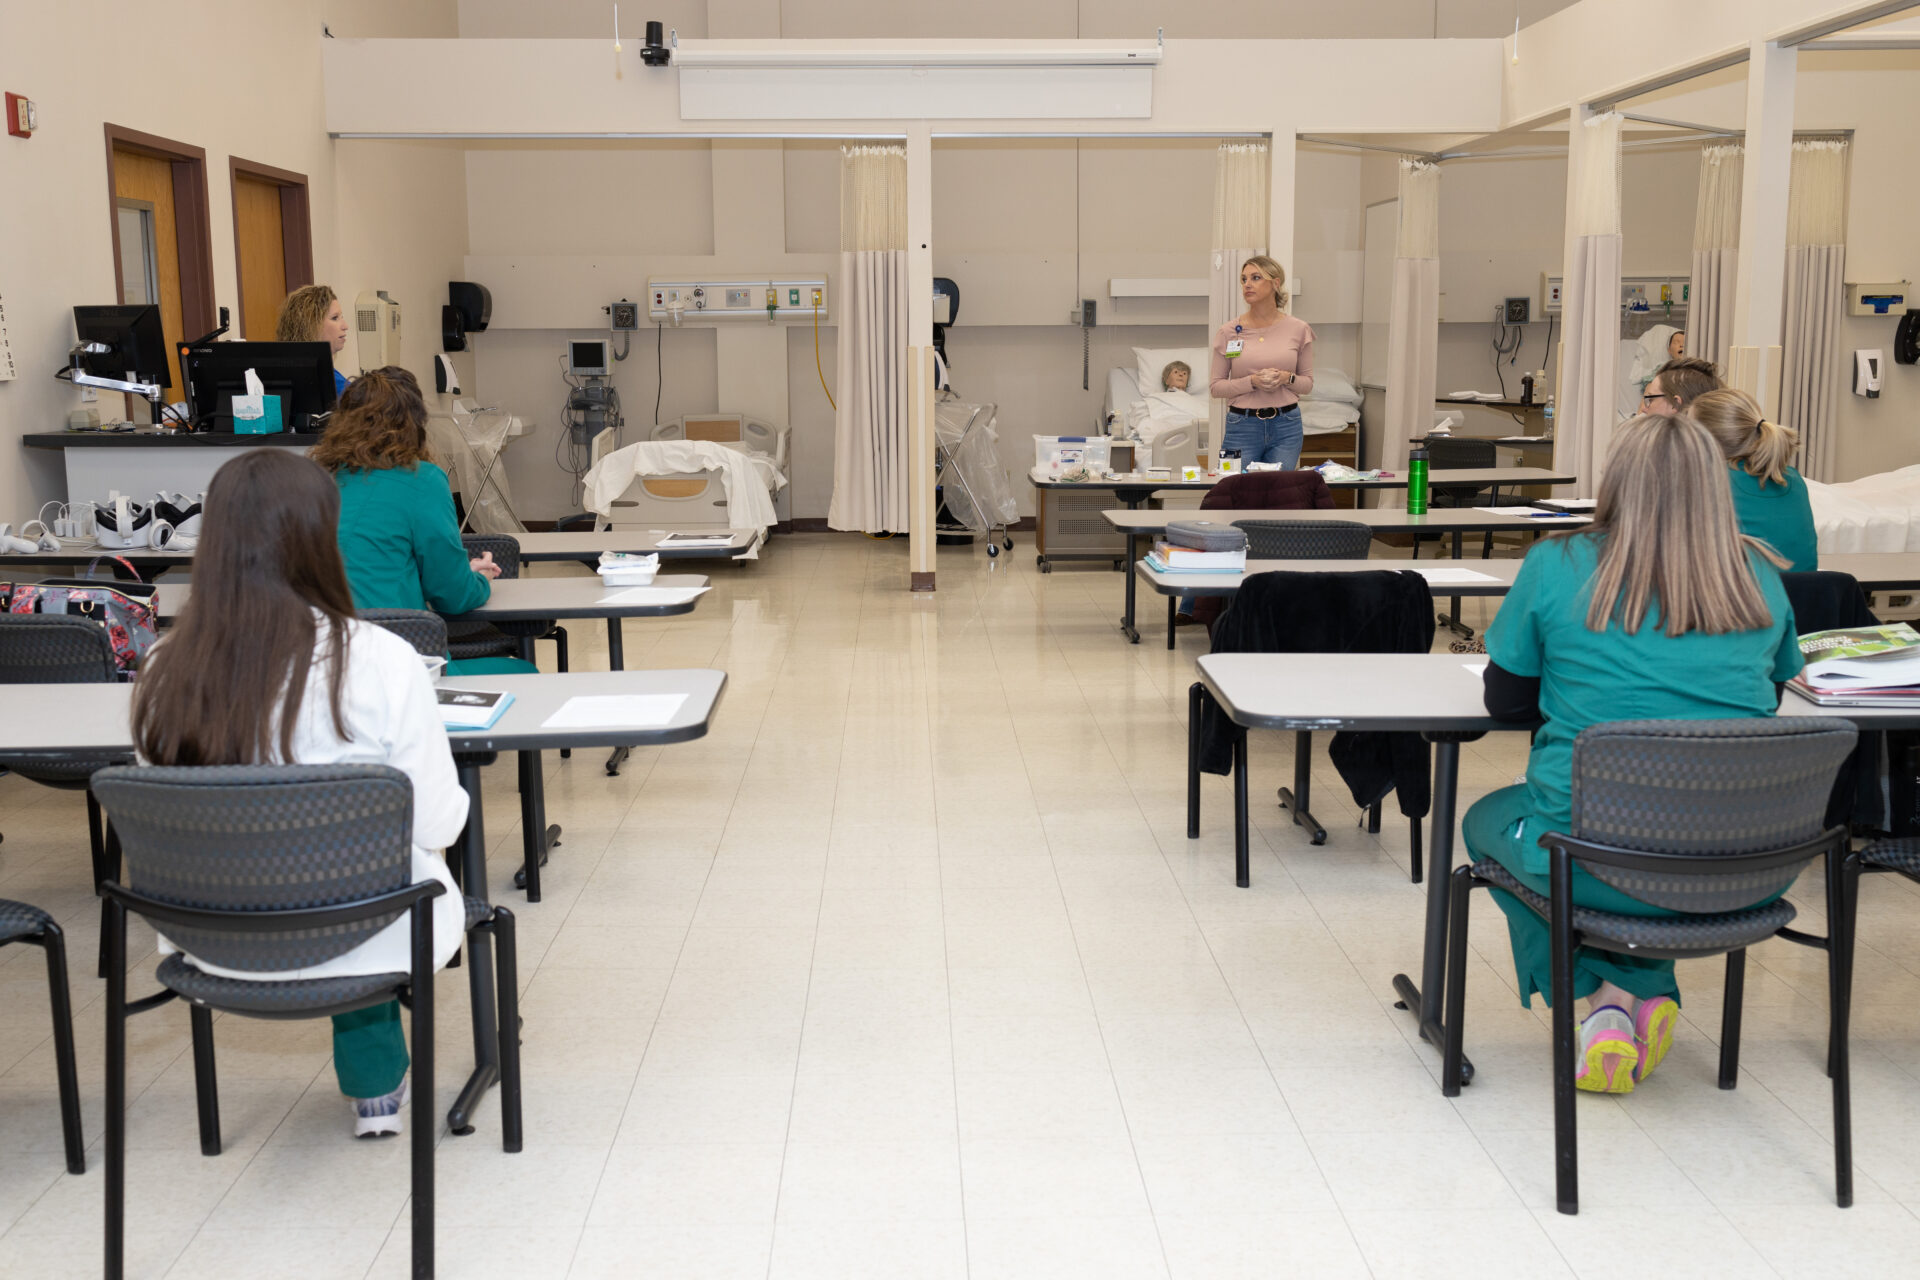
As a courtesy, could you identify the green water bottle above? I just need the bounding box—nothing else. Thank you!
[1407,440,1430,516]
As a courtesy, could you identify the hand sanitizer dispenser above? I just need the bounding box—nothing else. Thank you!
[1855,349,1883,399]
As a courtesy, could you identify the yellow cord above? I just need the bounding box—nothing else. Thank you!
[814,303,836,411]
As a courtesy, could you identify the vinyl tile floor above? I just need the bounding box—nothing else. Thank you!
[1,532,1916,1278]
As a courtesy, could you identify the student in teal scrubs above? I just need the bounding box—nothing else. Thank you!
[1468,412,1803,1094]
[310,367,531,676]
[1692,387,1819,573]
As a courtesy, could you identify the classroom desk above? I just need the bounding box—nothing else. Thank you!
[1819,553,1920,591]
[0,668,728,1136]
[516,529,760,565]
[154,575,710,626]
[1105,507,1588,643]
[0,529,756,579]
[1135,558,1523,649]
[1193,650,1914,1085]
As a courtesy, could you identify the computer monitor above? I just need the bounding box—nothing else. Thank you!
[568,339,611,377]
[73,304,170,390]
[181,341,337,432]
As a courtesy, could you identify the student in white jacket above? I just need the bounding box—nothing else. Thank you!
[132,449,468,1138]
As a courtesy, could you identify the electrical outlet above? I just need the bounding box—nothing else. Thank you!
[609,300,640,330]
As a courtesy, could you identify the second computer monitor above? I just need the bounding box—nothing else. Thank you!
[73,304,171,390]
[182,342,337,432]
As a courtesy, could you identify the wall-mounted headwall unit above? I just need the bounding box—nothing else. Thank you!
[648,279,828,322]
[673,39,1161,121]
[1539,274,1689,318]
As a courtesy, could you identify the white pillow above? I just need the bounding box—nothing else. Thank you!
[1132,346,1211,396]
[1306,366,1362,407]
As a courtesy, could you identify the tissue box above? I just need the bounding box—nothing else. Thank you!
[233,394,284,435]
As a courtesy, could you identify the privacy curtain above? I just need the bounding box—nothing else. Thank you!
[1687,143,1743,373]
[1382,158,1439,477]
[828,145,909,533]
[1781,137,1849,483]
[1209,141,1270,454]
[1556,111,1624,495]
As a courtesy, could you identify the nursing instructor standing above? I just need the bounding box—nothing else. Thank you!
[1210,255,1315,467]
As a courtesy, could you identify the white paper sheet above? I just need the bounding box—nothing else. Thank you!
[541,693,689,730]
[1474,507,1582,518]
[595,586,710,606]
[1463,661,1488,676]
[1416,568,1501,585]
[1535,498,1597,511]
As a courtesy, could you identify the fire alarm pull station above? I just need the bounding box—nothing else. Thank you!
[5,93,36,138]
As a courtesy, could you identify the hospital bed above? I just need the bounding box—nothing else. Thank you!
[586,413,791,532]
[1102,359,1366,475]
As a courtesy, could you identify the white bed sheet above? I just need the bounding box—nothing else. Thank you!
[1807,464,1920,553]
[1105,367,1354,435]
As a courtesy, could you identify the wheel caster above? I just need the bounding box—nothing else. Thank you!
[1003,536,1014,551]
[987,544,999,559]
[1040,561,1052,574]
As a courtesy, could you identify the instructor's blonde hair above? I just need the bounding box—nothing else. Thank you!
[1578,413,1785,637]
[1240,255,1290,311]
[275,284,337,343]
[1690,388,1800,488]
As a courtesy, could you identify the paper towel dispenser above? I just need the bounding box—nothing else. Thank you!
[449,282,491,332]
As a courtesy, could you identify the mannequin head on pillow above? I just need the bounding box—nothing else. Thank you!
[1161,360,1191,392]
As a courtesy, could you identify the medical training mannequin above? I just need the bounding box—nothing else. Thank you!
[1162,361,1191,392]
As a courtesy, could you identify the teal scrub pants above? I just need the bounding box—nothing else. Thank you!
[333,1003,409,1099]
[1461,785,1683,1010]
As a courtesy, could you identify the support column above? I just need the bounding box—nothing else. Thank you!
[1269,127,1296,307]
[1729,39,1797,417]
[906,122,936,592]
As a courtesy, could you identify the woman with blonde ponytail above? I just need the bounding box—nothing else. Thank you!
[1465,413,1802,1095]
[1691,388,1818,572]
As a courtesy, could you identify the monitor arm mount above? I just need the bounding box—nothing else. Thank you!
[66,341,166,415]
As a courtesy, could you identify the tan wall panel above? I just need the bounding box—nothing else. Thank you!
[464,143,716,257]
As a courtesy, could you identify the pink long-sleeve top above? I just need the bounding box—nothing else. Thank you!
[1209,315,1316,409]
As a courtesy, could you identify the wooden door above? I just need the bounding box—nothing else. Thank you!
[111,148,186,395]
[233,173,287,340]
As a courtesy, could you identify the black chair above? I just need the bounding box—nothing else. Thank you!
[1439,717,1859,1214]
[91,763,524,1280]
[0,615,134,978]
[0,899,85,1175]
[1231,519,1374,561]
[460,533,570,762]
[1418,436,1505,635]
[361,610,560,902]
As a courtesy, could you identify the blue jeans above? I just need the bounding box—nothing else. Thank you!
[1222,406,1305,468]
[1177,407,1306,616]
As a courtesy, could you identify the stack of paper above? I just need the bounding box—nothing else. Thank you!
[1791,624,1920,706]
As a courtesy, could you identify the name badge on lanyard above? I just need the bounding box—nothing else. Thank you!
[1224,338,1244,359]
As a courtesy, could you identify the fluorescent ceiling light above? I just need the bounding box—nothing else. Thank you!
[672,39,1163,69]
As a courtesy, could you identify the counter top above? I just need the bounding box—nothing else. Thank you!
[23,431,323,449]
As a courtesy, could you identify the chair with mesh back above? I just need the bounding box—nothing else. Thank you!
[453,534,567,673]
[1416,436,1509,636]
[0,615,134,977]
[1439,717,1859,1215]
[1231,519,1374,561]
[0,899,85,1176]
[91,763,523,1280]
[361,609,560,901]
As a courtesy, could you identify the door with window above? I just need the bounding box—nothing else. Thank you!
[230,159,313,341]
[105,127,214,415]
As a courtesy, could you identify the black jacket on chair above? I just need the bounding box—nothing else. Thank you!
[1199,570,1436,819]
[1782,570,1886,831]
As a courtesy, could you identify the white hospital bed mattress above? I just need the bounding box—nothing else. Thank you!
[1104,367,1359,435]
[1808,464,1920,554]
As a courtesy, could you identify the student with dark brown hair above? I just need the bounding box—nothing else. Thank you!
[132,449,468,1137]
[1640,356,1722,416]
[310,367,526,674]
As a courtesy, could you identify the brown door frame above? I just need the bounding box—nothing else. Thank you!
[228,155,315,336]
[102,125,215,340]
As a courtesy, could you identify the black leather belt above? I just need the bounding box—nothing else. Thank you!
[1229,405,1286,419]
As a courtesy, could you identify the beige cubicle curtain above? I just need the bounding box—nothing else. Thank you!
[1555,111,1624,496]
[1383,158,1439,478]
[828,145,909,534]
[1781,137,1849,483]
[1209,141,1270,455]
[1687,143,1743,374]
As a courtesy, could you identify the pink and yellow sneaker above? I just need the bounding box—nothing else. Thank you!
[1634,996,1679,1084]
[1575,1005,1640,1094]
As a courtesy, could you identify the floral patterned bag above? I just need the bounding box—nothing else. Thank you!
[0,557,161,675]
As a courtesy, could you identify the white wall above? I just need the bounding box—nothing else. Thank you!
[0,1,456,517]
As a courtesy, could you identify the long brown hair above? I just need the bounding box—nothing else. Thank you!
[1576,413,1784,637]
[133,451,356,765]
[1690,387,1800,487]
[309,366,431,472]
[276,284,337,343]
